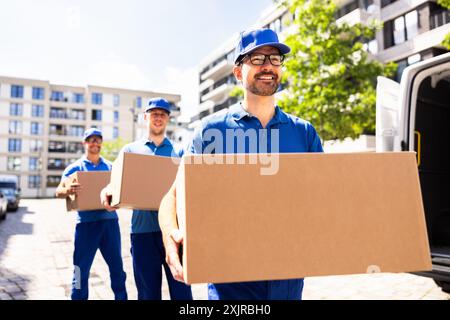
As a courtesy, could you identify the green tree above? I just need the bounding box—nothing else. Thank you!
[278,0,396,141]
[438,0,450,49]
[229,86,244,99]
[101,138,129,162]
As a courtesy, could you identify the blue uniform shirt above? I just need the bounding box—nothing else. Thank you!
[187,102,323,300]
[189,103,323,154]
[120,138,183,234]
[62,156,118,224]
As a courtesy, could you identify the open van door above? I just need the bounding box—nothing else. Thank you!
[376,76,400,152]
[377,52,450,293]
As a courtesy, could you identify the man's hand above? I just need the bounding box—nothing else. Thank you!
[66,182,81,196]
[100,185,118,212]
[165,229,185,283]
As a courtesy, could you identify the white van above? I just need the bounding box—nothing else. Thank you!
[376,52,450,293]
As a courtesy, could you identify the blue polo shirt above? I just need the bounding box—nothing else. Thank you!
[120,138,183,234]
[187,102,323,300]
[62,156,118,224]
[189,102,323,154]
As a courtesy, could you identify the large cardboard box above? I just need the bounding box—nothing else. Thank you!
[66,171,110,211]
[110,152,179,210]
[176,152,432,284]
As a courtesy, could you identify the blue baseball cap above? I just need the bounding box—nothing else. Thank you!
[83,128,102,141]
[145,97,172,114]
[234,28,291,65]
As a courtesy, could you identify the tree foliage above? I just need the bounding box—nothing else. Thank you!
[437,0,450,49]
[101,138,129,162]
[278,0,396,141]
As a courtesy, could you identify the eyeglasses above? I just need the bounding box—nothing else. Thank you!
[85,137,102,144]
[242,53,285,66]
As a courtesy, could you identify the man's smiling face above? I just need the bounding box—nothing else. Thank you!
[236,46,282,97]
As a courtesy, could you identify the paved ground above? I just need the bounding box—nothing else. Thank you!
[0,199,449,300]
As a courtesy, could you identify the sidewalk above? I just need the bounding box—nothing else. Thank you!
[0,199,448,300]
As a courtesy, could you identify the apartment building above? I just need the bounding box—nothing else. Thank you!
[0,76,181,198]
[195,0,450,125]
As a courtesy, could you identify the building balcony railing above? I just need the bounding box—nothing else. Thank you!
[47,164,66,170]
[430,10,450,31]
[201,83,234,103]
[336,8,372,26]
[200,59,234,82]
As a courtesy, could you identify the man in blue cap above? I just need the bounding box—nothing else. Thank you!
[159,28,324,300]
[55,128,127,300]
[101,98,193,300]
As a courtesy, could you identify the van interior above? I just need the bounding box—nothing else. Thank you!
[414,69,450,260]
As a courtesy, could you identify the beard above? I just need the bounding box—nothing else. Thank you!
[150,126,165,136]
[246,71,280,96]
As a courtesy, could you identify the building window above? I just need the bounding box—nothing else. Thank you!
[136,96,142,109]
[10,103,23,116]
[10,85,24,98]
[69,125,85,137]
[30,122,44,135]
[70,109,85,120]
[393,16,406,45]
[46,176,60,188]
[30,140,43,152]
[387,10,419,48]
[405,10,419,39]
[381,0,397,8]
[67,142,84,154]
[8,138,22,152]
[91,92,103,105]
[50,107,67,119]
[48,158,66,170]
[48,141,66,153]
[29,157,39,171]
[336,0,359,19]
[7,157,21,171]
[114,111,119,123]
[73,93,84,104]
[49,124,66,136]
[395,54,422,81]
[32,87,45,100]
[31,104,45,117]
[363,38,378,54]
[29,175,41,189]
[9,120,22,134]
[91,109,102,121]
[113,127,119,139]
[50,91,64,101]
[113,94,120,107]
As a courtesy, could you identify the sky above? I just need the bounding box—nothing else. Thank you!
[0,0,274,119]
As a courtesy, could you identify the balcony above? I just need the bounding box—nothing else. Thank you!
[336,8,372,26]
[200,59,234,82]
[430,10,450,31]
[201,83,234,103]
[376,22,450,62]
[197,100,215,114]
[199,79,214,92]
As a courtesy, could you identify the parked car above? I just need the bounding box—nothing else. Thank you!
[0,191,8,221]
[0,175,20,211]
[376,52,450,293]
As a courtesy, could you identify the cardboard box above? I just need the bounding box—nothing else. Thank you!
[110,152,179,210]
[176,152,432,284]
[66,171,110,211]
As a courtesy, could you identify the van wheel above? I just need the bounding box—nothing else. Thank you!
[0,211,6,221]
[434,279,450,293]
